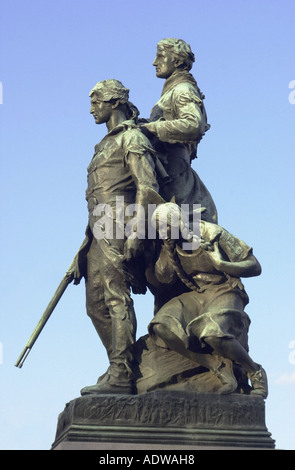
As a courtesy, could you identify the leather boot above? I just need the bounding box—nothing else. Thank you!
[248,366,268,399]
[80,363,133,396]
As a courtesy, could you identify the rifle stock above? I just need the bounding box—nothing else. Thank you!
[15,260,75,368]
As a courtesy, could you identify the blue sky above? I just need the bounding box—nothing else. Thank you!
[0,0,294,450]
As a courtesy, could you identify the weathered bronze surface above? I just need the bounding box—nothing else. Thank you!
[52,392,275,449]
[144,207,267,398]
[76,79,160,395]
[70,39,270,446]
[15,38,273,448]
[70,40,268,413]
[140,38,217,224]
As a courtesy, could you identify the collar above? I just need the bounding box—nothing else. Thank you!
[107,119,136,136]
[161,70,199,96]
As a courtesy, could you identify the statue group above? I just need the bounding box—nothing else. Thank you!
[70,38,268,401]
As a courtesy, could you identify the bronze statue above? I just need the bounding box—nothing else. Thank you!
[28,39,272,449]
[16,40,268,406]
[73,79,159,395]
[146,203,268,398]
[140,38,217,224]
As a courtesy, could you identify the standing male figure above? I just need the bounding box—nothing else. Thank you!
[141,38,217,224]
[73,79,159,395]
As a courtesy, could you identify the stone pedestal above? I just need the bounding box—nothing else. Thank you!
[51,391,275,450]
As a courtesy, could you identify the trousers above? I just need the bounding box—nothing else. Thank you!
[85,235,137,373]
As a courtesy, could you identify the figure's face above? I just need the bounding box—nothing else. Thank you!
[90,94,113,124]
[153,47,177,79]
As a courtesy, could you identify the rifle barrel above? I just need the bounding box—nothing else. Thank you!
[14,346,31,369]
[14,272,73,368]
